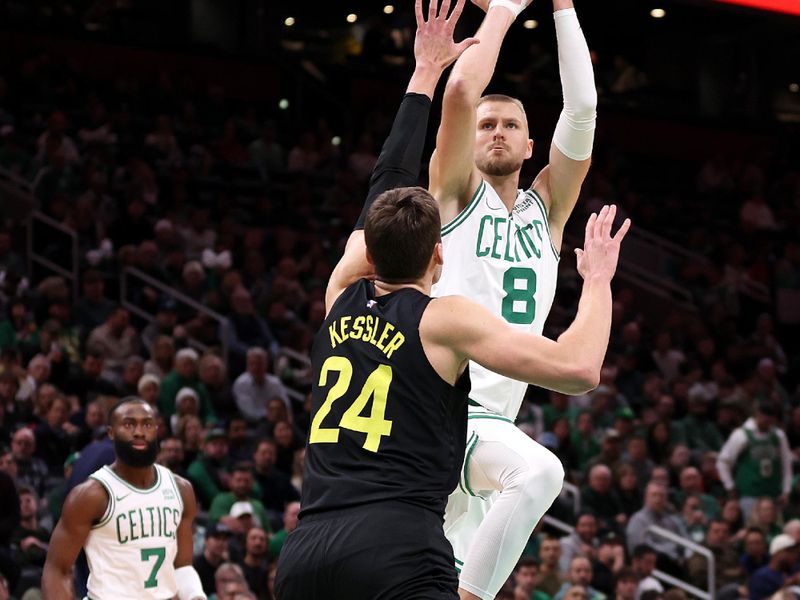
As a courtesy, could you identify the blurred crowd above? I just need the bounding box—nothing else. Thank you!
[0,34,798,600]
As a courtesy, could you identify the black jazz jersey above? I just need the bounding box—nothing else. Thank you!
[301,279,470,518]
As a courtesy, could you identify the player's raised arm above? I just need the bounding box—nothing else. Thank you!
[532,0,597,245]
[172,476,207,600]
[42,481,108,600]
[430,0,527,220]
[326,0,478,313]
[426,205,629,393]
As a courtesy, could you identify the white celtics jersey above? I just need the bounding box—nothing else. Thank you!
[85,464,183,600]
[432,180,560,420]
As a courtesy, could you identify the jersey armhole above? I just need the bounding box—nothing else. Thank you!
[88,476,115,529]
[166,468,185,513]
[441,180,486,237]
[525,188,560,260]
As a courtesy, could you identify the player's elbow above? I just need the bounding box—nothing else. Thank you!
[562,364,600,395]
[444,76,477,106]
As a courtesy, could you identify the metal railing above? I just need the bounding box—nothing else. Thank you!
[561,481,581,516]
[647,524,715,600]
[26,210,80,306]
[542,514,575,535]
[275,346,312,403]
[120,267,228,360]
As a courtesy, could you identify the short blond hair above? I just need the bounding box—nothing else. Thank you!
[476,94,528,127]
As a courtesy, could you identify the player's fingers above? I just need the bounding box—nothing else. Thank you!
[585,212,597,243]
[601,204,616,239]
[613,218,632,243]
[593,206,608,240]
[439,0,452,20]
[415,0,425,25]
[429,0,438,21]
[447,0,467,24]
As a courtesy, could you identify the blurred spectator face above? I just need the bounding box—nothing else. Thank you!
[618,466,638,491]
[154,337,175,367]
[633,550,657,576]
[651,421,670,447]
[140,381,159,405]
[200,356,225,387]
[644,483,668,514]
[12,428,36,460]
[83,353,104,378]
[569,558,592,586]
[205,530,229,562]
[247,351,267,379]
[564,586,588,600]
[576,412,592,435]
[245,527,268,558]
[656,395,674,420]
[682,496,704,525]
[83,275,105,301]
[35,384,58,416]
[274,421,293,447]
[176,392,199,417]
[589,466,612,493]
[706,521,729,547]
[158,437,184,468]
[649,466,669,487]
[176,356,198,379]
[19,489,37,518]
[575,514,597,543]
[231,288,254,314]
[220,581,248,600]
[29,355,51,384]
[46,396,70,428]
[515,562,539,593]
[745,530,767,557]
[0,374,19,400]
[539,538,561,567]
[227,419,247,444]
[615,576,638,600]
[254,441,277,471]
[283,501,300,533]
[156,308,177,330]
[754,498,777,525]
[267,398,287,423]
[0,450,16,478]
[679,467,702,493]
[655,331,672,352]
[204,438,228,461]
[123,359,144,386]
[109,309,130,334]
[669,445,690,471]
[292,448,305,476]
[230,470,253,498]
[84,401,105,430]
[722,499,742,525]
[755,408,776,432]
[627,437,647,461]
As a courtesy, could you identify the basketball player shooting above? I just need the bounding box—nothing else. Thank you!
[428,0,598,598]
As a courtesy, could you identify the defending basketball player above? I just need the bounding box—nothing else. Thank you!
[42,398,206,600]
[428,0,598,598]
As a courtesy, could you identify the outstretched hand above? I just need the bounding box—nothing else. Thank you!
[575,205,631,281]
[414,0,480,72]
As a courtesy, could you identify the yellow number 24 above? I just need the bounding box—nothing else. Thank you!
[309,356,394,453]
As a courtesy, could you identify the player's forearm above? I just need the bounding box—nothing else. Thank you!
[555,275,612,389]
[407,64,445,98]
[447,8,514,100]
[551,5,596,161]
[41,569,76,600]
[553,0,574,11]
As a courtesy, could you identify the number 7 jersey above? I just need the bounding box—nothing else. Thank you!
[431,180,560,421]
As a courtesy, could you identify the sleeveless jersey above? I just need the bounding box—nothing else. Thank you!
[735,428,782,497]
[85,464,183,600]
[301,279,470,517]
[431,180,560,420]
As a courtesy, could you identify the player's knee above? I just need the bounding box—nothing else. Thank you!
[519,449,564,504]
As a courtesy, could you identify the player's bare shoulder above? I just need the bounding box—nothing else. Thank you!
[172,472,199,515]
[62,478,110,524]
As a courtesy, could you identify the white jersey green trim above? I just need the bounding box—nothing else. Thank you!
[432,179,560,420]
[84,464,182,600]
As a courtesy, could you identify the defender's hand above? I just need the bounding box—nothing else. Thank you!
[575,205,631,282]
[414,0,480,72]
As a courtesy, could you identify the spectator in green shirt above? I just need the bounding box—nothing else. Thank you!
[269,501,300,558]
[158,347,216,425]
[209,461,270,534]
[676,392,723,453]
[187,428,230,509]
[570,411,601,473]
[670,466,720,520]
[513,556,552,600]
[543,392,572,431]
